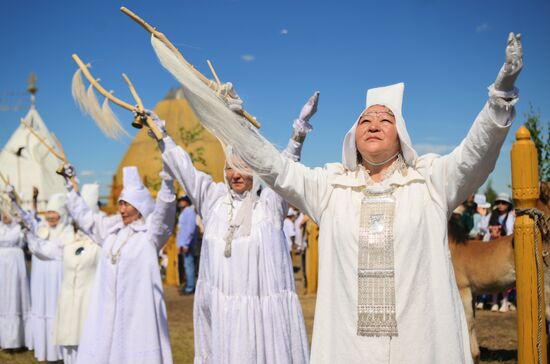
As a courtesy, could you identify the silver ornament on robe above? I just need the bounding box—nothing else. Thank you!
[357,185,398,337]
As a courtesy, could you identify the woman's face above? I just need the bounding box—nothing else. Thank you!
[1,214,12,225]
[45,211,61,228]
[118,200,141,225]
[496,201,510,213]
[225,166,253,195]
[355,105,401,164]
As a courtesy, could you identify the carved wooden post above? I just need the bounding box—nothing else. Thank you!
[511,125,546,364]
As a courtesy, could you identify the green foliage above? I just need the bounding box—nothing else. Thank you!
[179,125,208,166]
[484,179,497,204]
[524,104,550,181]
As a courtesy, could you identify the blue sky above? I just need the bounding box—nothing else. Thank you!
[1,0,549,197]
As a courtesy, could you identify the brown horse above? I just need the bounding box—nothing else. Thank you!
[449,226,514,363]
[450,182,550,363]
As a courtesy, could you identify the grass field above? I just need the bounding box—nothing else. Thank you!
[0,284,519,364]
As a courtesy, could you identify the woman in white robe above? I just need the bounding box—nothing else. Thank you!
[66,165,176,364]
[0,210,30,350]
[25,184,102,364]
[157,93,318,364]
[168,33,523,363]
[21,193,71,362]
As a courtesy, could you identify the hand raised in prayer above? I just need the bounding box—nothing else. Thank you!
[299,91,320,122]
[494,32,523,92]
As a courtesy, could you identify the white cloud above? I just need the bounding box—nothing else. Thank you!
[241,54,256,62]
[79,170,94,177]
[280,28,289,35]
[413,143,456,155]
[476,23,489,33]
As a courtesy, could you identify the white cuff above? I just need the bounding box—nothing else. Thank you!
[488,84,519,110]
[293,118,313,136]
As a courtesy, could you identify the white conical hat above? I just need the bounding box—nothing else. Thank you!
[81,183,100,213]
[342,82,418,170]
[46,193,68,222]
[118,166,154,219]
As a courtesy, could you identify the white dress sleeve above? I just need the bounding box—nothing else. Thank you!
[67,190,121,245]
[27,232,64,261]
[427,94,517,215]
[162,139,227,222]
[147,180,177,251]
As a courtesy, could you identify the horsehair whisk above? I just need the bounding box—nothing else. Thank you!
[71,54,164,140]
[119,6,261,129]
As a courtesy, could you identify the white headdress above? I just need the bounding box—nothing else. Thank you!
[342,82,418,170]
[81,183,100,213]
[46,193,68,223]
[118,166,154,219]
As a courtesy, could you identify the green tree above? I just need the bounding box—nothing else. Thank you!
[524,104,550,181]
[484,179,497,204]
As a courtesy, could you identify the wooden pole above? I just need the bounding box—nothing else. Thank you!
[511,125,547,364]
[164,235,179,286]
[305,219,319,295]
[121,73,164,140]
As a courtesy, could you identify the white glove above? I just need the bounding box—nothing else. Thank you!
[143,109,168,139]
[220,82,244,112]
[494,32,523,92]
[293,91,320,136]
[298,91,320,122]
[62,163,75,178]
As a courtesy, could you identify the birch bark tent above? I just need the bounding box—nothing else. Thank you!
[0,92,67,210]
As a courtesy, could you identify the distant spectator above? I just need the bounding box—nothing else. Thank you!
[176,196,198,295]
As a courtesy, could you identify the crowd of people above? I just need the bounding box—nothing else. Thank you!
[0,32,523,364]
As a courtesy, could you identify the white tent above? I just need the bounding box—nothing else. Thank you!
[0,105,67,210]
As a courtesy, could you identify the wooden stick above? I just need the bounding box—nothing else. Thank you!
[120,6,261,129]
[206,60,222,88]
[20,121,78,191]
[121,73,164,140]
[21,120,65,161]
[72,54,135,111]
[51,134,79,192]
[0,171,8,185]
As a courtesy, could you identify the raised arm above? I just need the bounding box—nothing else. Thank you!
[282,91,319,162]
[183,90,331,222]
[147,168,177,250]
[26,228,66,261]
[145,111,227,221]
[61,164,120,244]
[428,33,523,214]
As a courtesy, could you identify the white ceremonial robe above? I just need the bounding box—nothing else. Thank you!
[28,222,71,361]
[163,145,310,364]
[68,187,176,364]
[231,101,515,363]
[0,222,30,349]
[28,227,100,363]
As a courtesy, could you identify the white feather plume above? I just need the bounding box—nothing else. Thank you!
[71,69,89,114]
[101,98,130,139]
[72,68,129,140]
[150,35,281,177]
